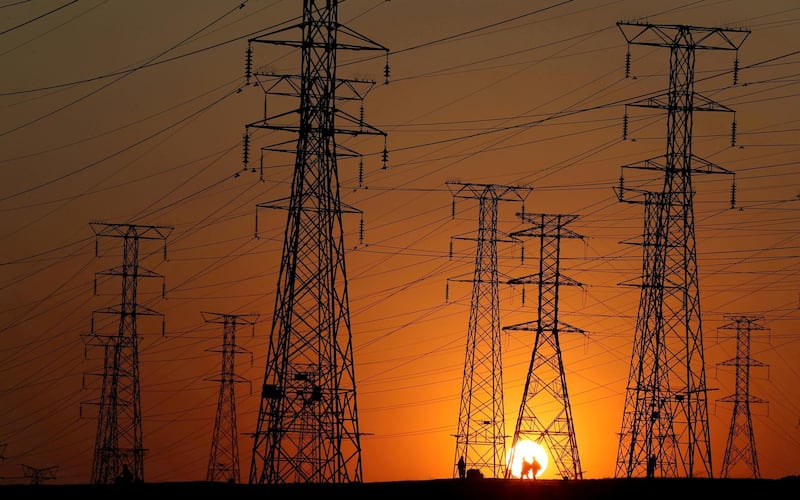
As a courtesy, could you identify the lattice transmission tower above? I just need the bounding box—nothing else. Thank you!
[243,0,389,484]
[21,464,58,485]
[717,315,768,479]
[446,182,531,480]
[503,214,585,480]
[614,23,749,479]
[614,187,681,478]
[204,312,257,483]
[82,222,172,484]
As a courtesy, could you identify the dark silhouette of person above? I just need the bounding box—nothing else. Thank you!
[457,456,466,479]
[647,454,656,478]
[116,463,133,485]
[520,459,533,479]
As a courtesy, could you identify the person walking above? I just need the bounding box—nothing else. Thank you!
[530,457,541,479]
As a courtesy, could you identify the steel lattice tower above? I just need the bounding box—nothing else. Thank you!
[503,214,585,480]
[204,312,257,483]
[82,223,172,484]
[718,315,768,479]
[21,465,58,485]
[244,0,388,484]
[614,23,749,478]
[614,188,681,478]
[447,182,531,479]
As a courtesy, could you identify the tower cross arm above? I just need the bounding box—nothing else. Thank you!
[250,22,389,52]
[718,394,768,404]
[335,23,390,52]
[617,22,750,50]
[95,265,164,280]
[89,222,173,240]
[508,273,582,288]
[502,319,585,335]
[627,92,734,113]
[95,303,164,317]
[200,311,259,325]
[446,181,533,202]
[621,155,733,176]
[718,357,768,368]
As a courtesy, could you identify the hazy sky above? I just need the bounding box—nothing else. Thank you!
[1,0,799,484]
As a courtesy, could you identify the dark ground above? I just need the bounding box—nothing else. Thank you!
[1,477,797,499]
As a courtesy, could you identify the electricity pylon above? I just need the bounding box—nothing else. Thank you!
[503,214,585,480]
[21,464,58,485]
[244,0,389,484]
[204,312,257,483]
[718,315,768,479]
[614,23,749,479]
[447,181,531,479]
[82,222,172,484]
[614,188,681,478]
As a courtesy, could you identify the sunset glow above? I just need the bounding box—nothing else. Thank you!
[506,440,548,479]
[1,0,799,485]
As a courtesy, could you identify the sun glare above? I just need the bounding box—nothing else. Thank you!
[507,440,548,479]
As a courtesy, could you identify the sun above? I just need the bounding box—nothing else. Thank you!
[506,439,548,479]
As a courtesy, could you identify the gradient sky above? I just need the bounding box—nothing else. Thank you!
[1,0,799,485]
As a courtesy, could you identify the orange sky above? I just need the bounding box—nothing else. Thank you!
[1,0,799,485]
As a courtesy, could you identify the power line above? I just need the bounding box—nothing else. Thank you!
[0,1,248,136]
[0,0,78,36]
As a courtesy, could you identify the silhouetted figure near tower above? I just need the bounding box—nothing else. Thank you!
[647,455,656,478]
[116,464,133,485]
[531,457,541,479]
[520,459,532,479]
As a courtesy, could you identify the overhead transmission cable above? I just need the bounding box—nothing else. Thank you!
[0,0,78,36]
[0,0,249,137]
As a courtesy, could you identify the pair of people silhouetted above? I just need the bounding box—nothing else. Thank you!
[520,457,541,479]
